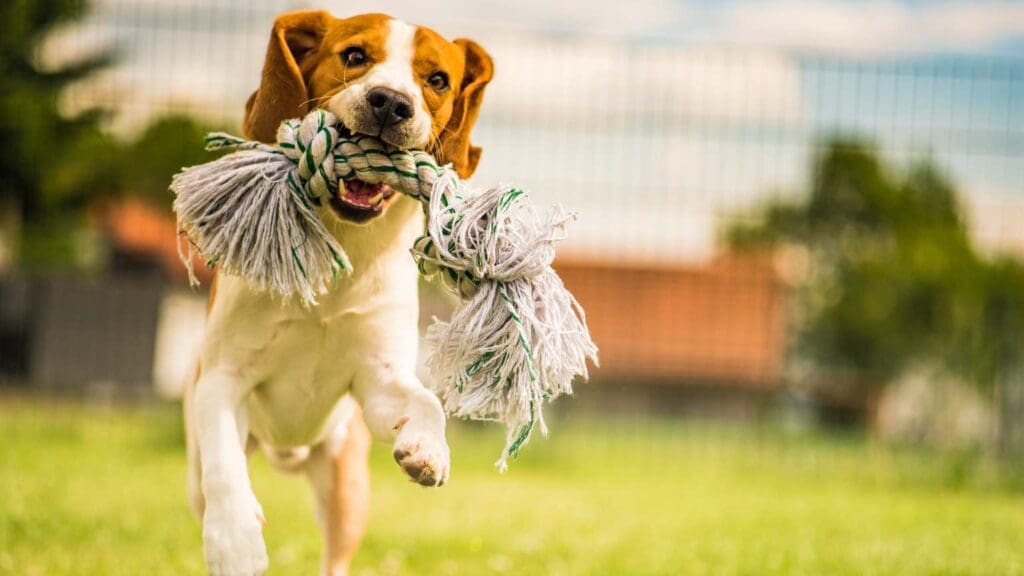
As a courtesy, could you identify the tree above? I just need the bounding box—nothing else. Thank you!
[119,115,222,210]
[947,256,1024,453]
[0,0,118,269]
[728,138,1024,453]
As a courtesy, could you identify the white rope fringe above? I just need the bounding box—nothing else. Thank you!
[170,110,598,468]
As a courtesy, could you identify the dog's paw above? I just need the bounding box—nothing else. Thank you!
[392,421,450,487]
[203,496,269,576]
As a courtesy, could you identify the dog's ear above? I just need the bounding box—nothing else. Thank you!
[437,39,494,179]
[244,10,330,143]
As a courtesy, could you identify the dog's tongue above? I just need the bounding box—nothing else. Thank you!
[339,179,388,207]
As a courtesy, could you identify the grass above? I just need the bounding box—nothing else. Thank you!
[1,398,1023,575]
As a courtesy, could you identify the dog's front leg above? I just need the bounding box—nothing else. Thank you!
[193,369,268,576]
[353,366,450,486]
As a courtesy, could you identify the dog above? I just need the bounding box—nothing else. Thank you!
[183,11,493,576]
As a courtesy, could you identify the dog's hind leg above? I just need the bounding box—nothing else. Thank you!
[184,360,205,518]
[305,405,372,576]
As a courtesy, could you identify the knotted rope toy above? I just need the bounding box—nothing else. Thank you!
[172,110,597,469]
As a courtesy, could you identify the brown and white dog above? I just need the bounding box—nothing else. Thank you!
[183,11,493,576]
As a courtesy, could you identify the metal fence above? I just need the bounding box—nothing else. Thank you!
[11,1,1024,414]
[58,1,1024,261]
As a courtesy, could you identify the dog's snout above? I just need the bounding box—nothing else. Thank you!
[366,87,414,129]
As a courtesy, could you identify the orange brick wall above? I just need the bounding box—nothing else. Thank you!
[555,255,787,389]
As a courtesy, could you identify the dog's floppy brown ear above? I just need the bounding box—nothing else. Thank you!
[438,39,494,179]
[244,10,330,143]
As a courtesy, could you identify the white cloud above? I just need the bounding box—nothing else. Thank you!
[314,0,1024,56]
[480,34,804,126]
[465,35,806,265]
[316,0,693,38]
[85,0,1024,60]
[715,1,1024,57]
[320,0,1024,56]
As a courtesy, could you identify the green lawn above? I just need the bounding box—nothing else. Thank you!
[1,398,1023,575]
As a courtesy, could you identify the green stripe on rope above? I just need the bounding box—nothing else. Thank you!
[499,285,538,382]
[506,400,536,460]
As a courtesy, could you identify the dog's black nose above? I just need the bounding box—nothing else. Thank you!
[366,87,413,129]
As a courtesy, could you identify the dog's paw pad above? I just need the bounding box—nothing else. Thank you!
[393,432,449,487]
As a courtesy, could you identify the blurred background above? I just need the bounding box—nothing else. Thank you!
[1,1,1024,574]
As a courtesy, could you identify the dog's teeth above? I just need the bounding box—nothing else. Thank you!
[368,192,384,206]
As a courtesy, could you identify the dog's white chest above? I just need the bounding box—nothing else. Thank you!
[243,311,355,446]
[199,197,424,448]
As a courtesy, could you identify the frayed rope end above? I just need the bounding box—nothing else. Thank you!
[171,148,351,307]
[416,173,599,467]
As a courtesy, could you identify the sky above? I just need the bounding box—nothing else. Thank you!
[56,0,1024,263]
[318,0,1024,56]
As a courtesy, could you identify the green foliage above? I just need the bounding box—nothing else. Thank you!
[0,1,223,270]
[0,0,118,269]
[728,138,1024,394]
[948,256,1024,391]
[120,115,220,210]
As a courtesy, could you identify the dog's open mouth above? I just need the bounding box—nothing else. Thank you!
[328,179,397,223]
[326,126,402,223]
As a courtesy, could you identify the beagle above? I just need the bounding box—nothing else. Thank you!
[182,11,493,576]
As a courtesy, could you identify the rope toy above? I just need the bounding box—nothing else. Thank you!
[171,110,598,469]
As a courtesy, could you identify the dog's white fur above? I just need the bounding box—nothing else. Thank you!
[185,18,449,576]
[330,20,433,149]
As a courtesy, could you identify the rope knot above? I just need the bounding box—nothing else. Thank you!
[411,172,571,298]
[271,110,442,206]
[276,110,338,205]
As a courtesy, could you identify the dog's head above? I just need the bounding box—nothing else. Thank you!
[244,11,494,223]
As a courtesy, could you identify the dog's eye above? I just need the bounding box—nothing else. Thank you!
[427,71,449,92]
[341,46,368,66]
